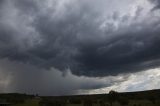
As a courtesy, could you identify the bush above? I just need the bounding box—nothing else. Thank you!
[108,90,119,106]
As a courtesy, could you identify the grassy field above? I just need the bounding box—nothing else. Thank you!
[37,99,160,106]
[13,99,40,106]
[0,89,160,106]
[2,98,160,106]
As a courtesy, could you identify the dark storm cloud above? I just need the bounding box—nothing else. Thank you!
[0,59,114,95]
[0,0,160,77]
[149,0,160,10]
[73,28,160,76]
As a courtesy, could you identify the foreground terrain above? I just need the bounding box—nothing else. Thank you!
[0,89,160,106]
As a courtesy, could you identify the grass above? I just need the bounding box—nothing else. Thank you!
[11,99,160,106]
[2,89,159,106]
[13,99,40,106]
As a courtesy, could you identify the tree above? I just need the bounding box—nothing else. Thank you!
[108,90,118,106]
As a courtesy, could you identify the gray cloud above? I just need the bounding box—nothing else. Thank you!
[1,58,160,96]
[0,58,118,96]
[0,0,160,77]
[87,68,160,94]
[149,0,160,10]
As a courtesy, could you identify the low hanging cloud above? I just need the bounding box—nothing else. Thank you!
[0,0,160,77]
[0,58,127,96]
[84,68,160,95]
[1,58,159,96]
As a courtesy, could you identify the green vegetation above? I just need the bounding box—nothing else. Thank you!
[0,89,160,106]
[14,99,40,106]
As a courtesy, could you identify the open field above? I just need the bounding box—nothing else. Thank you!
[11,99,160,106]
[13,99,40,106]
[0,89,160,106]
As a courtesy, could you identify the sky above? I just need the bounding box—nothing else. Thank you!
[0,0,160,96]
